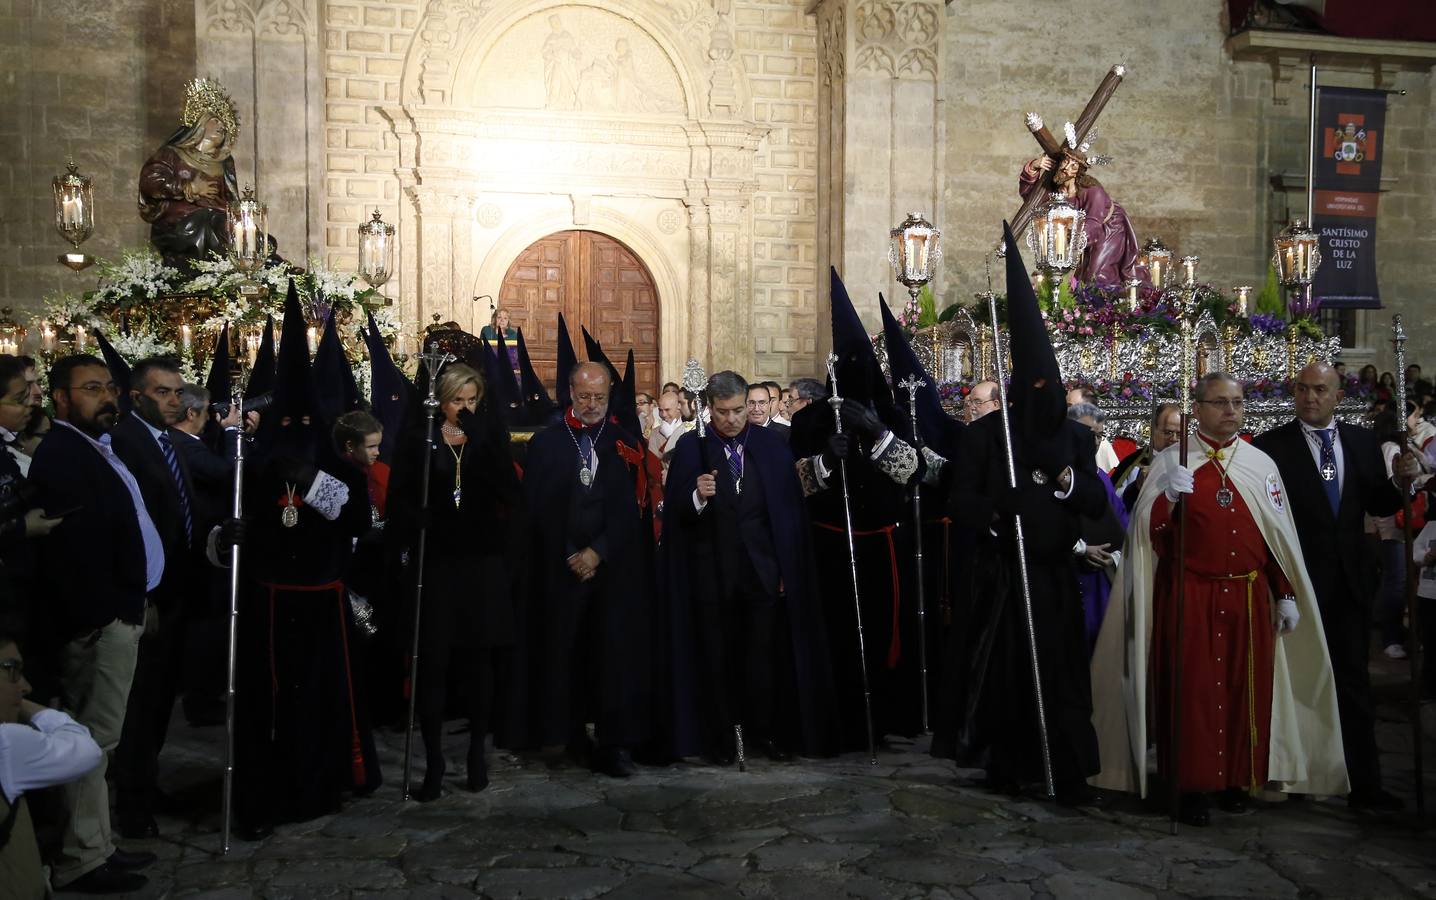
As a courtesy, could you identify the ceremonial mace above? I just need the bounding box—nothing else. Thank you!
[220,383,249,855]
[826,352,879,766]
[402,345,456,800]
[682,359,746,772]
[898,375,932,733]
[982,268,1055,799]
[1167,259,1201,835]
[1393,315,1427,821]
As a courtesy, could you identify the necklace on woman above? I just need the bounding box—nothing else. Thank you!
[441,420,464,439]
[448,441,465,508]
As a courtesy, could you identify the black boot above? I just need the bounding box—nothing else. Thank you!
[416,717,445,802]
[466,745,489,792]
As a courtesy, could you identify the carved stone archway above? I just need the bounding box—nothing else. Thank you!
[383,0,766,379]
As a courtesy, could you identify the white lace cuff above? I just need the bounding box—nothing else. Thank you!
[305,471,350,521]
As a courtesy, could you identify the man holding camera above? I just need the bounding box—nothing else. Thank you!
[28,354,162,893]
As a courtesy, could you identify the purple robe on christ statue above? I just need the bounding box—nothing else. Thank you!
[1019,163,1142,288]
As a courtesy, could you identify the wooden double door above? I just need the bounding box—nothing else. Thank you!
[497,230,660,396]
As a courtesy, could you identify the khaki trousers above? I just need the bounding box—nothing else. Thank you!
[51,617,143,886]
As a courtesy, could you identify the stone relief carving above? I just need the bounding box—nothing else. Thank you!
[819,3,845,88]
[855,45,896,77]
[896,3,938,46]
[463,9,683,113]
[852,1,940,81]
[201,0,256,34]
[257,0,308,38]
[199,0,311,37]
[477,203,503,229]
[856,3,895,42]
[657,209,682,234]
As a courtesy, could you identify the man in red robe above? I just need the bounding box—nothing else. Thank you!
[1091,372,1348,826]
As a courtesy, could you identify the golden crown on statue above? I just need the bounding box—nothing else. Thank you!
[181,77,239,140]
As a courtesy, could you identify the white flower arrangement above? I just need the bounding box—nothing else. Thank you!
[92,250,180,309]
[39,291,103,331]
[111,330,176,362]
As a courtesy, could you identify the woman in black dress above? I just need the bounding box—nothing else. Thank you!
[388,363,522,799]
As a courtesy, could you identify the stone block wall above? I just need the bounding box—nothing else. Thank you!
[0,0,194,318]
[319,0,417,273]
[738,0,821,382]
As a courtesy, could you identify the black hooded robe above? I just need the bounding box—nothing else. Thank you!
[790,401,929,745]
[514,416,653,751]
[931,413,1105,790]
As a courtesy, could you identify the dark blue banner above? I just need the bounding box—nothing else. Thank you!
[1312,86,1386,309]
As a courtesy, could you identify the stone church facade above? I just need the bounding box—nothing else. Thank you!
[3,0,1435,384]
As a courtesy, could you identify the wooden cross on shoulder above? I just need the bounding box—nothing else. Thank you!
[1007,64,1127,243]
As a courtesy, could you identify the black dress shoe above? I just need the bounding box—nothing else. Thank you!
[466,749,489,792]
[707,739,736,767]
[414,771,444,802]
[235,822,274,842]
[754,739,794,762]
[1215,788,1251,814]
[61,863,149,894]
[592,747,636,778]
[107,847,158,870]
[1054,782,1103,808]
[1349,788,1405,812]
[1178,793,1211,827]
[115,815,159,840]
[565,734,595,768]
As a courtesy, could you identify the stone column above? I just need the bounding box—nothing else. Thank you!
[195,0,324,259]
[812,0,944,350]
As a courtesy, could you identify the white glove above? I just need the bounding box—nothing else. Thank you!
[1273,596,1299,635]
[1162,465,1195,503]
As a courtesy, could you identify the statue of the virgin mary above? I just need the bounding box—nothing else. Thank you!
[137,78,254,268]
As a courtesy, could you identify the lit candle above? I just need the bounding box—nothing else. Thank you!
[307,326,318,352]
[246,334,259,364]
[242,221,257,257]
[180,324,193,353]
[1054,222,1067,261]
[395,329,408,358]
[1233,286,1253,316]
[74,325,86,350]
[41,323,55,352]
[1181,256,1200,287]
[1150,258,1165,288]
[1125,279,1142,312]
[61,196,81,228]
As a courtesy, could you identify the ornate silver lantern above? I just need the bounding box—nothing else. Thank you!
[53,159,95,271]
[226,185,269,276]
[1138,237,1173,290]
[357,208,395,307]
[888,212,942,323]
[1026,192,1087,288]
[1273,218,1322,318]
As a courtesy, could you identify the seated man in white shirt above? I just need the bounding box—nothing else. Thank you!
[0,628,103,899]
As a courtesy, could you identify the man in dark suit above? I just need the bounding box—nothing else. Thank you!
[518,361,651,777]
[663,370,837,763]
[29,354,161,893]
[1254,361,1418,811]
[747,383,789,441]
[107,357,198,839]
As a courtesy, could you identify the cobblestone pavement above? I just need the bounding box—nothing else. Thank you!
[59,669,1436,899]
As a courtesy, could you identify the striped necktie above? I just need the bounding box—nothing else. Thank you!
[157,433,194,543]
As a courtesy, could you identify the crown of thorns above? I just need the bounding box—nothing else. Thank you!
[1063,122,1111,167]
[181,77,239,140]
